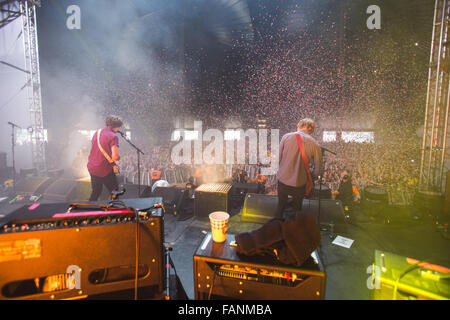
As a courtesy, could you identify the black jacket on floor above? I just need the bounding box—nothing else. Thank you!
[235,212,321,267]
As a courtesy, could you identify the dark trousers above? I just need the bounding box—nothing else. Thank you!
[275,180,306,218]
[257,183,266,194]
[89,171,118,201]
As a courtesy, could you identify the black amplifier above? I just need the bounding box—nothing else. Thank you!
[194,232,326,300]
[0,198,164,300]
[194,183,233,218]
[232,183,259,194]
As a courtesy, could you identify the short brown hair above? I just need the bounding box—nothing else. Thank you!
[298,118,316,131]
[105,115,123,129]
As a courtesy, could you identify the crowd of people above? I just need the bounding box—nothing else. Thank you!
[104,127,421,207]
[320,136,421,205]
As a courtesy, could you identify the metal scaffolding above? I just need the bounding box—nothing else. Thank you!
[21,0,46,173]
[419,0,450,193]
[0,0,45,173]
[0,0,21,29]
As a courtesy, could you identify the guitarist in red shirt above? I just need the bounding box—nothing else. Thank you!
[87,116,123,201]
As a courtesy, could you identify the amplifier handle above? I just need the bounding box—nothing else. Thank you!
[52,210,134,219]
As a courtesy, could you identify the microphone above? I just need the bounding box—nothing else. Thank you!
[7,121,21,128]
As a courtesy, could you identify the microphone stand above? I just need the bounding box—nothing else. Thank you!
[117,131,145,197]
[321,146,336,156]
[318,147,337,237]
[7,121,21,195]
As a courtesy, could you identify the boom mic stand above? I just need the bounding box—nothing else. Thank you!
[117,131,145,197]
[318,147,336,238]
[7,121,21,195]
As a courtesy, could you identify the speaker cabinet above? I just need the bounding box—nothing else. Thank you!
[14,176,53,194]
[43,179,109,202]
[194,183,233,218]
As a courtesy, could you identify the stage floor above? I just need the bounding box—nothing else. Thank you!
[165,203,449,300]
[0,197,449,300]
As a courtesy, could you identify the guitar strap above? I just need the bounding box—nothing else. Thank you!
[295,133,313,196]
[96,129,118,174]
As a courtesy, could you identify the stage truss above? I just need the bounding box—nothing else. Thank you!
[420,0,450,193]
[0,0,46,173]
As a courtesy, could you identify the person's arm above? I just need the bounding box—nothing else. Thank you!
[312,143,323,179]
[278,134,286,165]
[110,135,120,162]
[111,145,120,162]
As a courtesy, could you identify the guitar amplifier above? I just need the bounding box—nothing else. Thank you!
[0,198,165,300]
[194,183,233,218]
[194,232,326,300]
[370,250,450,300]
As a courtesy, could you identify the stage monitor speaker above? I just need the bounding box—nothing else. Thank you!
[0,198,165,300]
[19,168,37,179]
[413,190,444,220]
[47,169,64,178]
[231,183,259,208]
[14,176,53,194]
[302,198,347,230]
[139,186,152,198]
[194,183,233,218]
[150,186,187,216]
[194,233,325,300]
[241,194,347,232]
[362,186,390,217]
[43,179,109,202]
[240,193,278,223]
[232,183,259,194]
[311,185,332,199]
[364,186,389,202]
[118,183,143,199]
